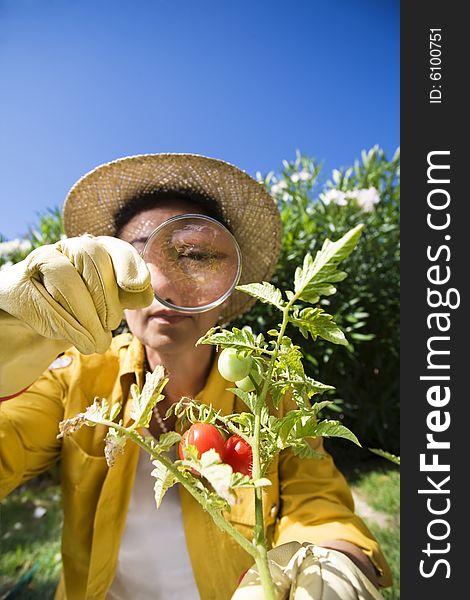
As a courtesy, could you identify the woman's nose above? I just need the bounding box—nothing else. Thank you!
[146,262,189,307]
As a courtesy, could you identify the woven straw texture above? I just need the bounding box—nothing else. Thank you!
[63,154,282,323]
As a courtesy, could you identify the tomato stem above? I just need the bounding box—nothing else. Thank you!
[100,421,260,561]
[248,304,292,599]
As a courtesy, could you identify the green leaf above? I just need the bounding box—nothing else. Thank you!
[197,326,268,355]
[198,449,236,505]
[153,431,182,454]
[277,337,304,375]
[369,448,401,465]
[272,338,334,408]
[129,366,169,429]
[151,460,178,508]
[313,420,361,446]
[293,225,363,303]
[310,400,335,416]
[236,282,285,310]
[289,439,326,460]
[228,388,259,413]
[58,397,115,438]
[289,308,347,345]
[85,397,111,421]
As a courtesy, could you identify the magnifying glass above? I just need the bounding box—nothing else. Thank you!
[141,214,242,313]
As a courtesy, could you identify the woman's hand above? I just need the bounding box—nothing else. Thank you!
[232,541,384,600]
[0,235,153,396]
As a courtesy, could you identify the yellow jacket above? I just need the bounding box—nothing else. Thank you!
[0,334,392,599]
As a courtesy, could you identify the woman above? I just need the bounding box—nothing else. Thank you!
[0,154,391,599]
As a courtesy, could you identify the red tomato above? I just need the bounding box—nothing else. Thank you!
[178,422,226,462]
[224,435,253,477]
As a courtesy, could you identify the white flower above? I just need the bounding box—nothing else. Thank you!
[34,506,47,519]
[321,187,381,212]
[270,180,288,195]
[349,187,380,212]
[290,170,311,184]
[321,189,347,206]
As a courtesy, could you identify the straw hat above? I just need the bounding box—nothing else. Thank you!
[63,153,282,323]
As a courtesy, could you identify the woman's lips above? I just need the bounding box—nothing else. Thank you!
[148,311,190,325]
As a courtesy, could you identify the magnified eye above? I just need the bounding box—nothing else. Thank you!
[141,215,241,310]
[176,246,221,263]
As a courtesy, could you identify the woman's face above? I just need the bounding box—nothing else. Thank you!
[119,200,225,354]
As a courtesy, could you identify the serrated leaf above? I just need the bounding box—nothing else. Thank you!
[129,366,169,429]
[154,431,181,454]
[289,439,326,460]
[310,400,335,416]
[197,326,267,354]
[236,282,285,310]
[151,460,178,508]
[313,420,361,446]
[289,308,347,346]
[58,397,112,438]
[228,388,259,413]
[198,449,236,505]
[293,225,363,303]
[86,397,111,421]
[277,338,304,375]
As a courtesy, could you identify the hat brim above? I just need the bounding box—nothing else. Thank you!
[63,153,282,323]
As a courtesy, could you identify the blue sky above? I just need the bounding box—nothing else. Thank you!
[0,0,399,239]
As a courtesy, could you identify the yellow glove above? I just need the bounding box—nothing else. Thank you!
[0,235,154,397]
[232,542,384,600]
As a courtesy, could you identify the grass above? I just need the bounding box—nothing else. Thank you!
[328,440,400,600]
[0,471,63,600]
[1,448,400,599]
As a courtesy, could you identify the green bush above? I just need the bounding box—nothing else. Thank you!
[233,146,400,453]
[0,208,64,268]
[1,147,400,452]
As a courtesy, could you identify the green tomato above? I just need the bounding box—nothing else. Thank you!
[235,369,261,392]
[218,348,253,382]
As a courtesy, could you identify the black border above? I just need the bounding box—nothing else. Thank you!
[401,2,466,596]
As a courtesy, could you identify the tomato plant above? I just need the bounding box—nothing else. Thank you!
[217,347,253,382]
[178,422,225,461]
[59,224,384,600]
[224,435,253,476]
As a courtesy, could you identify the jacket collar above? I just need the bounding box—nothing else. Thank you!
[120,335,235,423]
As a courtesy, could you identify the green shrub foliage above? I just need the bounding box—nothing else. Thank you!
[1,146,400,452]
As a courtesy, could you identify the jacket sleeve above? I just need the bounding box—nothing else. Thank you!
[273,438,393,587]
[0,368,66,499]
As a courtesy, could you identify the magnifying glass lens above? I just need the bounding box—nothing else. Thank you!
[142,215,241,312]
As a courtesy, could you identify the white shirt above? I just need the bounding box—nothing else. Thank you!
[107,448,200,599]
